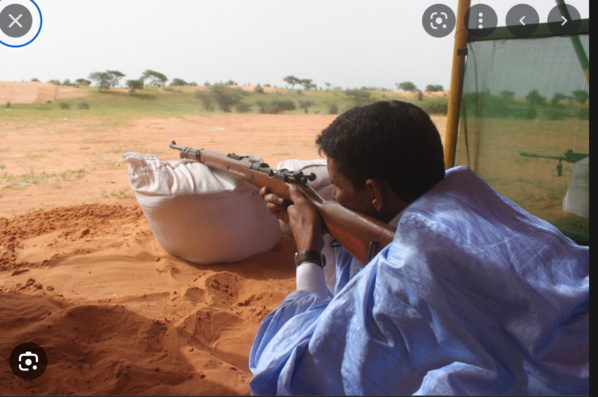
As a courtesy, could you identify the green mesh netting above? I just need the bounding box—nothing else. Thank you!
[454,32,589,244]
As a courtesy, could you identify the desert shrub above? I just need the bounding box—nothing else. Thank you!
[344,88,373,106]
[257,98,296,114]
[254,84,265,94]
[5,101,10,109]
[328,103,339,114]
[209,84,244,112]
[420,98,448,115]
[526,107,537,120]
[298,100,313,114]
[59,101,70,110]
[510,107,528,119]
[78,102,90,110]
[235,102,252,113]
[194,90,215,111]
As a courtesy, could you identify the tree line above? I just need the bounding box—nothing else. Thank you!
[36,69,198,95]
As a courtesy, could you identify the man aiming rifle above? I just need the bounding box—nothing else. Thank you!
[249,100,588,395]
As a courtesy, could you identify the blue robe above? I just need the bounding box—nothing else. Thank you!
[249,166,589,395]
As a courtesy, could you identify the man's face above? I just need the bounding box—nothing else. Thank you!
[327,157,376,217]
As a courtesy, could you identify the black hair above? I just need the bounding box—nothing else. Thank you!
[316,100,445,203]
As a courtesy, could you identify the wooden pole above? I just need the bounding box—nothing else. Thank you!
[444,0,471,169]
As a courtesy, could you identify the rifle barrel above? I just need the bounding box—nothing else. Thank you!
[519,151,564,160]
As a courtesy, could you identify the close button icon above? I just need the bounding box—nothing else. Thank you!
[0,3,32,38]
[0,0,42,48]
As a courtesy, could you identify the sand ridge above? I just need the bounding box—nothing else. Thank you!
[1,200,297,394]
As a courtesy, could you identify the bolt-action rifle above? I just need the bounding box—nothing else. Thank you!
[170,141,395,265]
[519,149,588,176]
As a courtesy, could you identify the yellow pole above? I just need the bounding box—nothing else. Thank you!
[444,0,471,169]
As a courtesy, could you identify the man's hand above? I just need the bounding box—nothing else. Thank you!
[260,185,324,252]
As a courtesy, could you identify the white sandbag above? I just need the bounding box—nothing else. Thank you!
[122,152,281,264]
[562,156,589,219]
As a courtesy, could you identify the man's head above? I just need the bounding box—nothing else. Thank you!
[316,100,445,219]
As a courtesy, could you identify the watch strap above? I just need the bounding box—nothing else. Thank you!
[295,250,326,268]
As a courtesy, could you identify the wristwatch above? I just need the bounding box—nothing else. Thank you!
[294,250,326,268]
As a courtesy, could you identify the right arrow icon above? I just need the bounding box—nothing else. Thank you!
[548,4,581,35]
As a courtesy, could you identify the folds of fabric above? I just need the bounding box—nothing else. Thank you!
[249,166,589,395]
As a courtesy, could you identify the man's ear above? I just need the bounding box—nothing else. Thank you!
[365,179,386,212]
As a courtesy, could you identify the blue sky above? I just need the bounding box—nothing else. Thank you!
[0,0,589,91]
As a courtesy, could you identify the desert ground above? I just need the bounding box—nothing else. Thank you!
[1,82,447,394]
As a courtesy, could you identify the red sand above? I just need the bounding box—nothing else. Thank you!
[0,82,446,394]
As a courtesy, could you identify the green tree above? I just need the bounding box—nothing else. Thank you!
[170,78,189,86]
[499,90,515,100]
[299,79,316,90]
[425,84,443,92]
[142,70,169,87]
[396,81,418,92]
[526,89,545,105]
[106,70,125,87]
[74,78,91,87]
[571,90,589,105]
[89,72,112,90]
[126,79,144,95]
[208,84,244,112]
[283,75,300,89]
[551,92,566,107]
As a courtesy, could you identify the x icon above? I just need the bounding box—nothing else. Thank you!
[9,13,23,28]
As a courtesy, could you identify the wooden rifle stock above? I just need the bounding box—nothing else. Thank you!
[169,141,396,264]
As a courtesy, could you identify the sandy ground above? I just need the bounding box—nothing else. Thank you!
[0,82,446,395]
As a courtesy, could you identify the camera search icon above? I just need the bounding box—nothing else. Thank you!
[10,342,48,380]
[423,4,456,38]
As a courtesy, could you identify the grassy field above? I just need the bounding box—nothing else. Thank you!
[2,84,588,242]
[454,111,589,243]
[2,85,449,127]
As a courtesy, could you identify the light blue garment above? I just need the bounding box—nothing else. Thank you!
[249,166,589,395]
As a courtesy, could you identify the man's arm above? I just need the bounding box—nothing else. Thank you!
[261,184,330,295]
